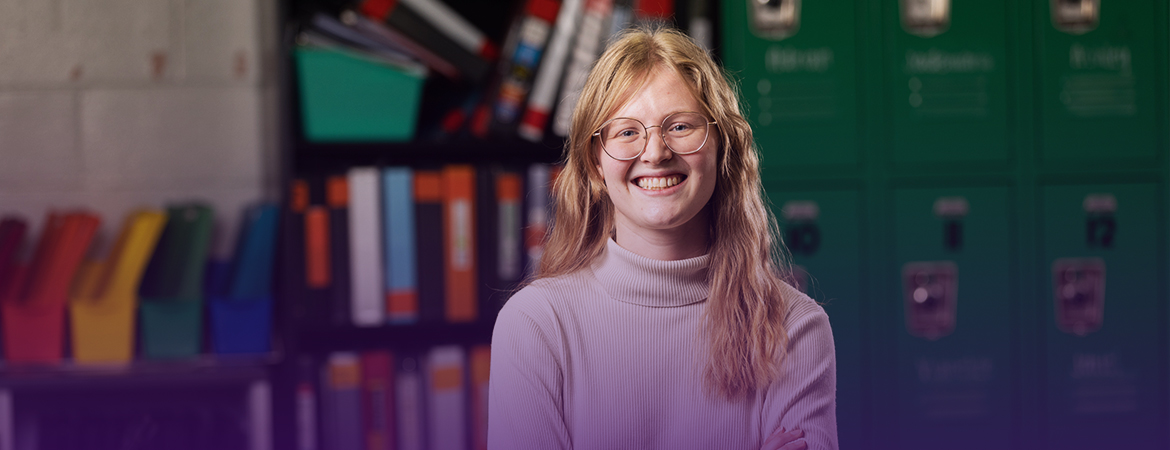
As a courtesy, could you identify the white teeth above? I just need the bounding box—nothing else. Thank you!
[636,176,682,190]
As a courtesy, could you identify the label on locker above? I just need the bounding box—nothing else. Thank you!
[900,0,950,37]
[750,0,801,40]
[1051,0,1099,34]
[1053,258,1106,336]
[902,261,958,340]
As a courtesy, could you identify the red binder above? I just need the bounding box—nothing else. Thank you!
[442,165,477,323]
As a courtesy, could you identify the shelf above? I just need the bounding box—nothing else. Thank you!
[0,355,275,392]
[292,136,565,172]
[297,320,495,354]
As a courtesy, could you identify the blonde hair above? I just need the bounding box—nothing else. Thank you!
[529,26,794,400]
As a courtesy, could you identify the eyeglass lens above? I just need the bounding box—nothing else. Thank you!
[598,112,711,160]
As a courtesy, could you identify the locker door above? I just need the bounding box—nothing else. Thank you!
[1036,0,1159,164]
[891,186,1015,449]
[722,0,862,175]
[767,187,865,449]
[885,0,1012,166]
[1040,183,1163,449]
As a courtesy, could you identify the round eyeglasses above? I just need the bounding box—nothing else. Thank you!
[592,112,718,161]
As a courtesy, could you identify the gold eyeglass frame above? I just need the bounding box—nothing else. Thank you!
[592,111,719,161]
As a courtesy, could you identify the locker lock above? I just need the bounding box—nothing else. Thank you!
[1083,194,1116,249]
[1051,0,1100,34]
[934,197,968,252]
[782,201,820,256]
[900,0,950,37]
[749,0,801,40]
[1053,258,1105,336]
[903,261,958,340]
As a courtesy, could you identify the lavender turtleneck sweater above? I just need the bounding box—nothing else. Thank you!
[488,239,838,450]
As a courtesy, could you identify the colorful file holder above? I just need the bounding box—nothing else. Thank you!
[138,204,213,359]
[70,210,167,364]
[2,212,100,364]
[209,203,278,355]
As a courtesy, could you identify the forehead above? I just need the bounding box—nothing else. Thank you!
[608,67,703,121]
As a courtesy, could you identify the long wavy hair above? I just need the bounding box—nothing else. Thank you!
[532,26,794,400]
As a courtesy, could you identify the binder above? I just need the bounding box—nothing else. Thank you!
[383,167,419,324]
[551,0,613,137]
[477,168,524,313]
[324,352,365,450]
[491,0,562,133]
[209,203,279,354]
[328,174,354,327]
[395,354,427,450]
[3,211,100,364]
[295,46,426,142]
[349,167,385,327]
[361,351,396,450]
[296,356,322,450]
[525,164,552,276]
[414,171,446,323]
[138,203,213,359]
[426,345,467,450]
[442,165,477,323]
[360,0,495,81]
[518,0,584,142]
[470,345,491,450]
[350,13,462,80]
[70,210,167,364]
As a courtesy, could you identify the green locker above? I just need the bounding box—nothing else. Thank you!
[721,0,862,175]
[766,186,865,449]
[885,0,1012,166]
[890,186,1015,449]
[1036,0,1159,163]
[1040,183,1163,449]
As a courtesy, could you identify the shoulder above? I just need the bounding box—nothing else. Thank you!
[495,271,595,334]
[779,281,834,347]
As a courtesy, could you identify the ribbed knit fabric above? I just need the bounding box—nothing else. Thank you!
[489,239,838,450]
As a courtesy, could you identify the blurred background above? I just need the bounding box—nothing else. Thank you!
[0,0,1166,449]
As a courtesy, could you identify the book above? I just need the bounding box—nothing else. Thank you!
[383,167,419,324]
[349,12,461,80]
[551,0,614,137]
[442,165,477,323]
[525,164,552,276]
[324,352,365,450]
[349,167,385,327]
[360,0,494,81]
[518,0,584,142]
[426,345,467,450]
[477,167,524,312]
[470,345,492,450]
[396,355,427,450]
[414,170,446,323]
[70,210,167,364]
[491,0,562,133]
[296,356,321,450]
[361,351,397,450]
[305,12,426,73]
[326,174,353,327]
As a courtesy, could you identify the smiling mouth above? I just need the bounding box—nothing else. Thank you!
[634,175,685,190]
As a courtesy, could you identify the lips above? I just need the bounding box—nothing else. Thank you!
[633,174,685,190]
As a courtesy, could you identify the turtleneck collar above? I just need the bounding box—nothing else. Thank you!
[590,238,711,308]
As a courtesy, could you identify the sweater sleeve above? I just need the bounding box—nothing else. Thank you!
[762,296,839,450]
[488,292,572,450]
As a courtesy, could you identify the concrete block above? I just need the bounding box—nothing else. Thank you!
[184,0,260,84]
[61,0,176,83]
[0,91,82,191]
[80,86,264,191]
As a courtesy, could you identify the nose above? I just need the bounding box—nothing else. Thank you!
[640,125,673,164]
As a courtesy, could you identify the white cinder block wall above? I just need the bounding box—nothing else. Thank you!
[0,0,279,258]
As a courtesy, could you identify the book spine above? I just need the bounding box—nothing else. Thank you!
[348,167,385,326]
[470,345,491,450]
[361,351,396,450]
[414,171,446,323]
[551,0,613,137]
[518,0,584,142]
[492,0,562,131]
[395,355,426,450]
[326,353,365,450]
[382,167,419,324]
[442,165,477,323]
[400,0,499,59]
[426,345,467,450]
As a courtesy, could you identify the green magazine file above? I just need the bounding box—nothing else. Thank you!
[295,46,426,143]
[138,203,213,359]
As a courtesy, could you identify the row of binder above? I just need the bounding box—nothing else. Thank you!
[0,201,279,365]
[302,345,491,450]
[285,163,558,329]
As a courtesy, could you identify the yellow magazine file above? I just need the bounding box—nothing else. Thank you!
[70,210,166,364]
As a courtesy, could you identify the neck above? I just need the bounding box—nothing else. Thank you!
[613,208,710,261]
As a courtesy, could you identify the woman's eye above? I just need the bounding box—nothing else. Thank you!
[669,123,693,132]
[615,129,639,138]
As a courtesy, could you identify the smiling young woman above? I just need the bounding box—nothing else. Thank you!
[488,26,838,450]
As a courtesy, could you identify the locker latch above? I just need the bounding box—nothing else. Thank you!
[1053,258,1105,336]
[902,261,958,340]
